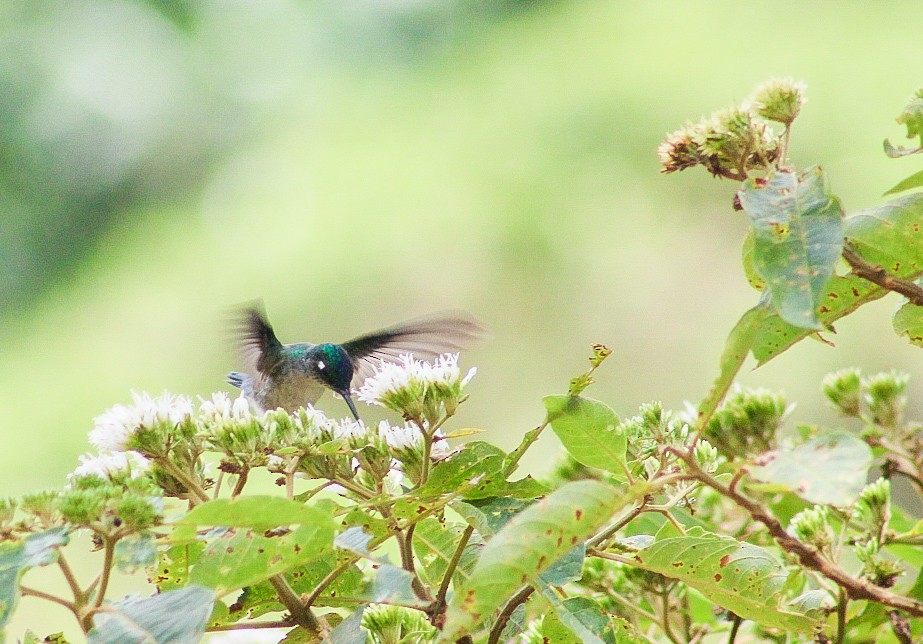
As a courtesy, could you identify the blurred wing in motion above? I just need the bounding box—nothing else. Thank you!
[341,311,488,387]
[232,303,288,379]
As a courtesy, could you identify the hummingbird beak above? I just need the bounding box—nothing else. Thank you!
[341,392,361,421]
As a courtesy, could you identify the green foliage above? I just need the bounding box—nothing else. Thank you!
[739,167,844,329]
[748,431,873,506]
[88,585,215,644]
[11,79,923,644]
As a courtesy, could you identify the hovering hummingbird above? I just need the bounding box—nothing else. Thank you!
[226,304,485,420]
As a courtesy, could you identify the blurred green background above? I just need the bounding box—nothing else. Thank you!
[4,0,923,638]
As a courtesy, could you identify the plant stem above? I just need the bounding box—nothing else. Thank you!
[268,574,323,635]
[436,525,474,606]
[659,586,681,644]
[727,614,742,644]
[843,246,923,306]
[159,459,210,504]
[835,586,848,644]
[92,536,115,610]
[304,558,357,608]
[206,619,293,631]
[231,468,249,498]
[503,418,549,477]
[670,448,923,617]
[487,585,534,644]
[20,585,76,611]
[57,553,85,603]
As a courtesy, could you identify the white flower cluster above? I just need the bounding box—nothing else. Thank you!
[69,450,150,482]
[89,391,193,452]
[355,353,476,418]
[377,420,449,460]
[198,391,252,421]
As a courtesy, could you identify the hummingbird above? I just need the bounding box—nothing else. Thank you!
[226,304,485,420]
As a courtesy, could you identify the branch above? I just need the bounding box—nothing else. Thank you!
[843,246,923,306]
[436,525,474,607]
[487,585,534,644]
[20,585,76,611]
[267,574,323,636]
[670,448,923,617]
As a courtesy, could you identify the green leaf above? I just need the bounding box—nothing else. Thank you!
[752,192,923,364]
[894,301,923,347]
[442,480,627,640]
[114,532,157,572]
[884,169,923,195]
[412,518,481,590]
[454,497,533,537]
[540,591,610,644]
[190,521,335,595]
[789,589,835,617]
[88,585,215,644]
[0,528,68,629]
[154,542,203,591]
[696,304,769,431]
[738,167,844,329]
[631,526,819,632]
[748,431,873,506]
[417,441,547,500]
[330,605,367,644]
[176,496,333,530]
[544,396,626,479]
[363,563,427,607]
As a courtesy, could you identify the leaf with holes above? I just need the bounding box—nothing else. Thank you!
[894,301,923,347]
[631,526,819,632]
[416,441,547,500]
[190,521,335,596]
[738,167,844,329]
[442,480,626,640]
[544,396,626,479]
[748,431,873,506]
[752,192,923,364]
[412,518,481,590]
[176,496,333,530]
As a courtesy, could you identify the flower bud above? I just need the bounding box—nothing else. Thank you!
[822,368,862,417]
[747,78,806,126]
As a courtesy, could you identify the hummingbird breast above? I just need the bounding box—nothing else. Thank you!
[255,370,326,413]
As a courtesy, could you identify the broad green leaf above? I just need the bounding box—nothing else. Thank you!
[738,167,844,329]
[454,497,582,586]
[215,557,363,625]
[894,301,923,347]
[884,168,923,195]
[363,563,427,607]
[752,192,923,364]
[154,542,203,591]
[742,232,767,291]
[190,521,335,595]
[789,589,835,616]
[412,518,481,590]
[417,441,547,500]
[331,605,367,644]
[539,591,609,644]
[748,431,873,506]
[0,528,68,629]
[334,526,374,556]
[176,496,333,530]
[113,532,157,572]
[88,585,215,644]
[544,396,626,479]
[454,497,533,537]
[442,480,626,640]
[696,304,769,432]
[631,527,819,632]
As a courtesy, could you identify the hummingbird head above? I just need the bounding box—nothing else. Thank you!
[306,344,361,420]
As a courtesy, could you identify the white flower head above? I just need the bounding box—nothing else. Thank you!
[198,392,253,422]
[355,353,476,421]
[69,450,150,482]
[89,391,193,452]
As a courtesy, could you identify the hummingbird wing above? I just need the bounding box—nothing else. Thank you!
[234,305,288,379]
[340,311,487,388]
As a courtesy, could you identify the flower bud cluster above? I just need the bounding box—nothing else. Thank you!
[356,353,476,425]
[705,387,790,458]
[823,368,911,430]
[854,539,904,588]
[789,506,834,553]
[361,604,437,642]
[855,477,891,538]
[821,368,862,417]
[57,475,162,534]
[658,79,805,179]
